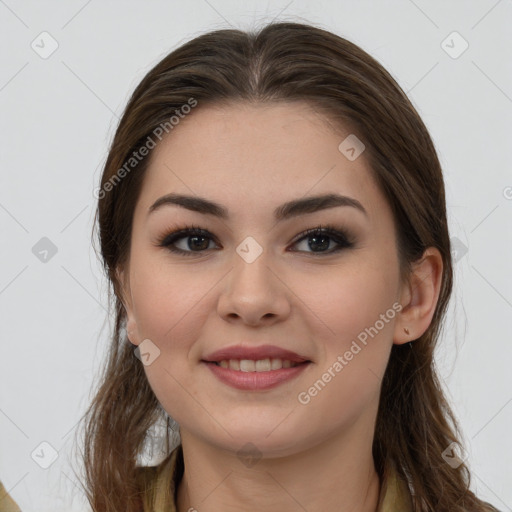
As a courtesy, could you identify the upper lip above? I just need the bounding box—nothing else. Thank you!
[202,344,310,363]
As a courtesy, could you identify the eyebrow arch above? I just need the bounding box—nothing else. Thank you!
[148,193,368,220]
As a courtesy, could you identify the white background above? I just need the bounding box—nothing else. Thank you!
[0,1,511,510]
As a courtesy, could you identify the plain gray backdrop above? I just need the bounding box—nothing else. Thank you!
[1,1,511,510]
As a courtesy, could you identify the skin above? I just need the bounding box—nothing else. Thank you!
[119,101,443,512]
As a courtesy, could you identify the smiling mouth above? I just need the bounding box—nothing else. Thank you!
[203,358,312,391]
[205,358,310,372]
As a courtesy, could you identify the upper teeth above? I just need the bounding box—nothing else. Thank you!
[216,358,301,372]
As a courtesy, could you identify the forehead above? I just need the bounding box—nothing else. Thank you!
[135,101,390,225]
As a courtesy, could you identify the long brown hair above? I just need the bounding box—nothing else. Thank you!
[77,21,500,511]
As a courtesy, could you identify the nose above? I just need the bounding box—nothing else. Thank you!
[216,249,291,326]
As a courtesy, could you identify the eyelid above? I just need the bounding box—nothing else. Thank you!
[156,224,219,248]
[289,224,355,248]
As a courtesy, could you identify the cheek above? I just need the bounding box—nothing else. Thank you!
[295,273,396,432]
[130,257,213,345]
[295,258,397,402]
[130,263,215,422]
[294,258,398,344]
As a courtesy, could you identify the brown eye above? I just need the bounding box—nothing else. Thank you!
[289,225,355,255]
[157,224,355,257]
[159,227,219,255]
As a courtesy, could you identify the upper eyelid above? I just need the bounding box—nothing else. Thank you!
[291,225,351,239]
[162,225,349,239]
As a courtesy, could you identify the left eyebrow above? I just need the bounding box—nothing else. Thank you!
[147,193,368,220]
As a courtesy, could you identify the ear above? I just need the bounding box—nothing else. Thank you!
[116,266,142,347]
[393,247,443,345]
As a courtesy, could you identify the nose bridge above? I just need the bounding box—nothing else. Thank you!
[217,240,290,324]
[228,242,275,299]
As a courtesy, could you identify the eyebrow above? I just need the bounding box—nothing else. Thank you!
[147,192,368,220]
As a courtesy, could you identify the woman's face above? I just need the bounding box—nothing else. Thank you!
[121,101,409,457]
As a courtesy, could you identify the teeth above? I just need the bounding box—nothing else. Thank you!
[255,359,271,371]
[240,359,255,372]
[271,358,282,370]
[215,358,302,372]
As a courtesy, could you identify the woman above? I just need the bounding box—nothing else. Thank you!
[77,21,501,512]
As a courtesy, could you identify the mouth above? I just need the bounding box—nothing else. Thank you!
[201,344,312,389]
[204,358,310,372]
[201,358,312,391]
[202,344,311,366]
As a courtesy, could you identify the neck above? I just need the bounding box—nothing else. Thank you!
[176,421,381,512]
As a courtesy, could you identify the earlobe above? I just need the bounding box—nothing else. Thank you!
[126,317,141,346]
[393,247,443,345]
[125,308,142,347]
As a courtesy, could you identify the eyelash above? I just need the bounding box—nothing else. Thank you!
[156,223,355,257]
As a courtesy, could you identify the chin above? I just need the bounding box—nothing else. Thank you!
[203,425,309,458]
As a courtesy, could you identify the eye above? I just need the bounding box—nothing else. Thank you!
[156,223,355,256]
[289,224,354,255]
[157,225,220,256]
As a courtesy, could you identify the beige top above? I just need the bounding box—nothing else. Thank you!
[0,482,21,512]
[136,444,414,511]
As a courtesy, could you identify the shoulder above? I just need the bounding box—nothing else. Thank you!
[377,461,414,512]
[0,481,22,512]
[134,444,184,510]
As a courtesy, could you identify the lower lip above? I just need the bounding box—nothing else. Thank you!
[203,361,311,390]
